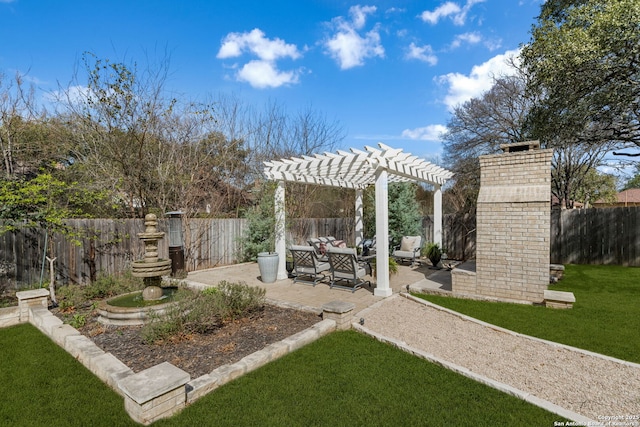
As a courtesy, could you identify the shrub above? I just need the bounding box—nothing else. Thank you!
[141,281,266,344]
[57,272,144,312]
[217,280,266,318]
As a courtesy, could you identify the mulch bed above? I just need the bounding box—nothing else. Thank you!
[67,305,321,379]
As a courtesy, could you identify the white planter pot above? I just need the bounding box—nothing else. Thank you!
[257,252,279,283]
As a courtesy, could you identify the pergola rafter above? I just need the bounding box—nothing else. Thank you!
[263,143,453,296]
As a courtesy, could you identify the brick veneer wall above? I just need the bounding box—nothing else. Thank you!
[475,147,553,302]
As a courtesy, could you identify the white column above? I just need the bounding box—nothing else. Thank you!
[433,184,442,247]
[275,181,288,280]
[374,168,392,297]
[355,189,364,248]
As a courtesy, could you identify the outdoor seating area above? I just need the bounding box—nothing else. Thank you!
[289,244,373,293]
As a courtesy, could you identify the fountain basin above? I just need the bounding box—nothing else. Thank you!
[97,287,179,326]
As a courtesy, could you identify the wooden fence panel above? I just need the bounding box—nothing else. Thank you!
[3,208,640,288]
[553,207,640,266]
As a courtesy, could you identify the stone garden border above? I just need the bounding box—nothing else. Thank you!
[0,289,341,425]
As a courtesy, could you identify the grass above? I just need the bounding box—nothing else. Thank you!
[0,326,561,426]
[415,264,640,364]
[0,323,136,427]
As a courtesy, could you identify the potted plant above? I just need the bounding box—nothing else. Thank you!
[424,242,442,269]
[370,257,398,276]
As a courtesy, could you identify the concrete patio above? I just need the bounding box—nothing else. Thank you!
[185,261,452,315]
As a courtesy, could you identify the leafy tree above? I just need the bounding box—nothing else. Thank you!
[622,164,640,190]
[572,168,617,207]
[387,182,422,244]
[363,181,431,245]
[521,0,640,154]
[238,182,276,262]
[0,172,107,234]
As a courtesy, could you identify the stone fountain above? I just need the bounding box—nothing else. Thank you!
[97,213,176,325]
[131,213,172,300]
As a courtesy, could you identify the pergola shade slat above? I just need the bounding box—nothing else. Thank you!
[264,143,452,189]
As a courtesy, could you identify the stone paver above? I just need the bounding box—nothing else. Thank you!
[186,261,441,314]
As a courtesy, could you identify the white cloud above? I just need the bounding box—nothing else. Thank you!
[217,28,302,88]
[324,5,385,70]
[237,60,299,89]
[420,2,461,24]
[217,28,300,61]
[350,5,377,30]
[437,48,520,110]
[450,32,482,49]
[401,124,448,141]
[420,0,486,26]
[45,85,92,106]
[405,42,438,65]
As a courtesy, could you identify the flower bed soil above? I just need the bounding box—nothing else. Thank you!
[60,305,321,379]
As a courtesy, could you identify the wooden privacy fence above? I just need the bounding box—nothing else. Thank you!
[551,207,640,266]
[2,207,638,288]
[0,217,354,287]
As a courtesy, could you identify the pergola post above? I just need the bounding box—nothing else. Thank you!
[275,180,288,280]
[374,168,392,297]
[355,189,364,248]
[433,184,443,247]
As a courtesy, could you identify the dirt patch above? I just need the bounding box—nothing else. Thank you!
[61,305,321,379]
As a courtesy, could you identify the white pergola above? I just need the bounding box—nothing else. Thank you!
[263,143,453,297]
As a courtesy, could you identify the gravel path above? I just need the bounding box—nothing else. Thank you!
[359,294,640,422]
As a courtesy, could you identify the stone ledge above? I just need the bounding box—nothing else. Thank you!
[322,300,355,314]
[0,306,20,328]
[119,362,190,405]
[544,290,575,309]
[187,318,336,404]
[92,353,135,393]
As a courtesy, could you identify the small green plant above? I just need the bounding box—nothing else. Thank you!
[201,286,220,296]
[69,313,86,329]
[371,257,398,276]
[423,242,442,268]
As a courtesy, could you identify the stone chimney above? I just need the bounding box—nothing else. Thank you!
[474,140,553,302]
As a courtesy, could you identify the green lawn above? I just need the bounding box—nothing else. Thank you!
[0,325,561,426]
[416,264,640,364]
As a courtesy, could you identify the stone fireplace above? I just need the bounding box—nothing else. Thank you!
[452,141,554,303]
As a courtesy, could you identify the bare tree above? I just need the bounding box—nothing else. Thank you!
[0,71,50,179]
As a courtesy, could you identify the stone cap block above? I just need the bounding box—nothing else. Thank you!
[16,288,49,301]
[119,362,189,404]
[322,300,355,314]
[544,290,575,303]
[500,140,540,152]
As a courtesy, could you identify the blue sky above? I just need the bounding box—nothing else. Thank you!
[1,0,543,161]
